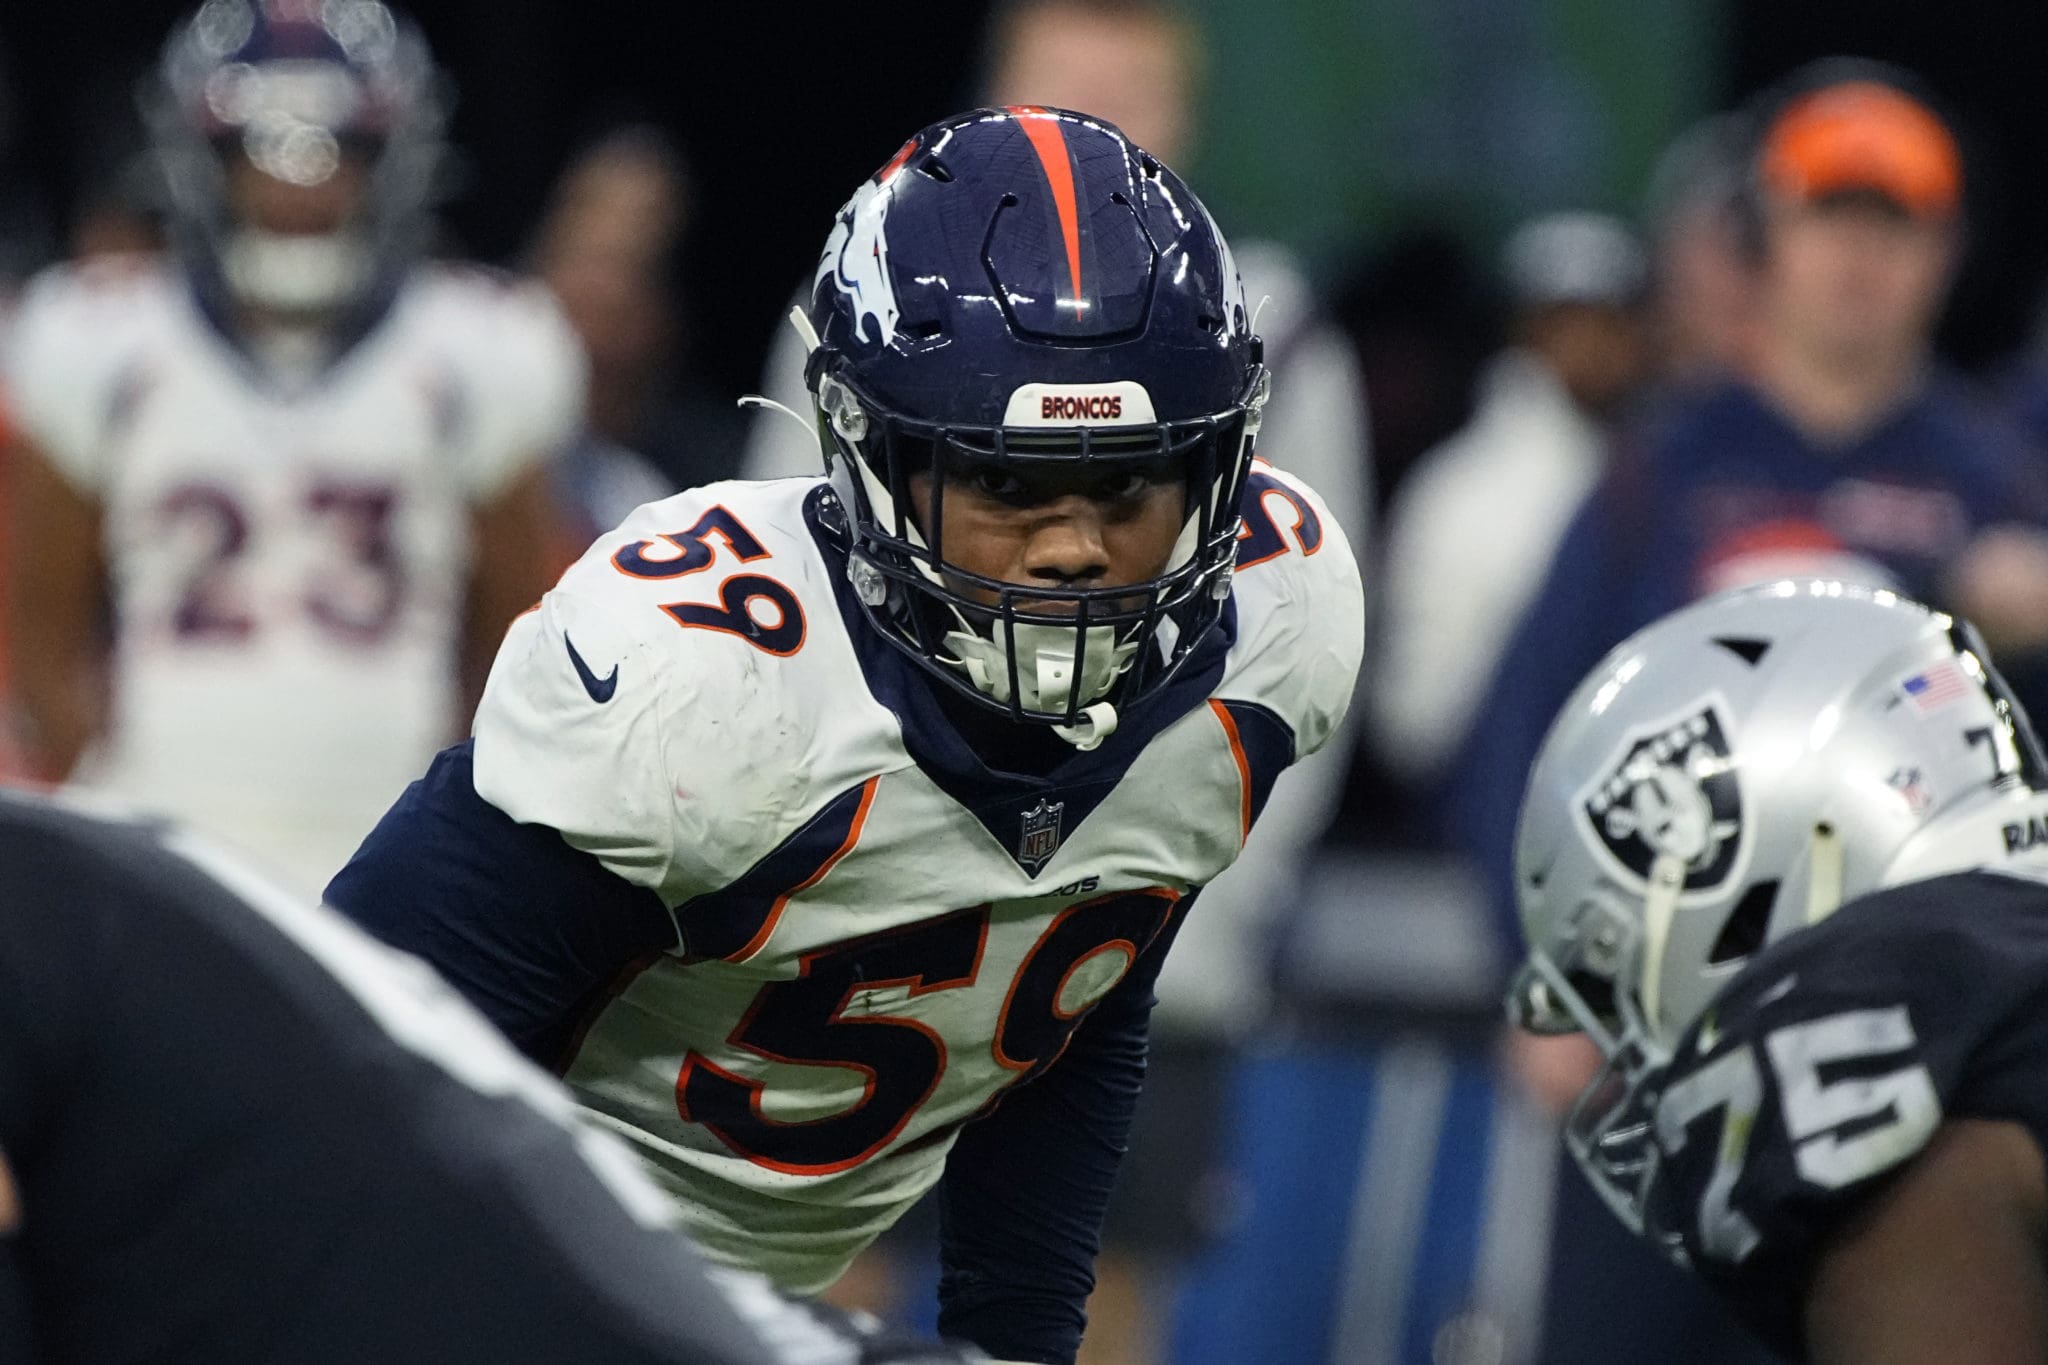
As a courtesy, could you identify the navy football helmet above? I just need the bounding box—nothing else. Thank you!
[803,106,1267,745]
[143,0,445,318]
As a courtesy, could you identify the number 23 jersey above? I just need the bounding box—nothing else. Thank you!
[1625,863,2048,1357]
[2,260,581,893]
[468,466,1361,1291]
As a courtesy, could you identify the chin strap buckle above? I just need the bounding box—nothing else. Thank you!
[1052,701,1119,751]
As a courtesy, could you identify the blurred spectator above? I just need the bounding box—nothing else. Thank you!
[2,1,574,895]
[526,125,745,503]
[1371,212,1650,794]
[525,126,683,549]
[1643,113,1761,385]
[1434,67,2048,1364]
[1332,229,1500,519]
[1451,59,2048,964]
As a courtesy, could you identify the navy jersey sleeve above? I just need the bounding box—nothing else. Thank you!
[933,900,1185,1365]
[325,741,680,1068]
[1628,870,2048,1357]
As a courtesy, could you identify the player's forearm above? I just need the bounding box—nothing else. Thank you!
[462,465,565,721]
[7,439,109,778]
[937,945,1163,1364]
[1807,1213,2048,1365]
[1805,1119,2048,1365]
[13,654,102,779]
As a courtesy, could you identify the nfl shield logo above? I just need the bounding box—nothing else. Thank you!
[1018,799,1065,873]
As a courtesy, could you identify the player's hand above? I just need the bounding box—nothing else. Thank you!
[1499,1027,1603,1117]
[1946,525,2048,653]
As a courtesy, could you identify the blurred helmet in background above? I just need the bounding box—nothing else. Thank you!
[144,0,446,318]
[1509,580,2046,1229]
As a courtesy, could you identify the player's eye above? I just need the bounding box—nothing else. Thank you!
[1098,471,1154,501]
[964,466,1031,502]
[1094,461,1179,502]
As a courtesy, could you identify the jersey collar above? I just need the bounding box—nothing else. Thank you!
[803,485,1236,874]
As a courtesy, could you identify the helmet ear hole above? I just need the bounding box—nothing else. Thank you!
[1708,879,1780,965]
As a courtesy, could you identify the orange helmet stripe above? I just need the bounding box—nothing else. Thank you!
[1007,106,1084,313]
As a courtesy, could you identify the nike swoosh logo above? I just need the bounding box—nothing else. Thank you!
[564,632,618,703]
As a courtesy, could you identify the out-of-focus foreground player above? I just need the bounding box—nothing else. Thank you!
[0,789,978,1364]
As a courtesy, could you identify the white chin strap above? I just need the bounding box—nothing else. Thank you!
[1637,852,1687,1050]
[223,229,371,314]
[942,620,1135,751]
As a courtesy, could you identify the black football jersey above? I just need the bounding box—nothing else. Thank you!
[1625,867,2048,1357]
[0,793,968,1364]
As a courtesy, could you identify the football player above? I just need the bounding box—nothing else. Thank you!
[0,788,978,1364]
[3,0,573,894]
[1511,579,2048,1363]
[328,106,1363,1364]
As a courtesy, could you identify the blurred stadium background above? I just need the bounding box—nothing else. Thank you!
[7,0,2047,391]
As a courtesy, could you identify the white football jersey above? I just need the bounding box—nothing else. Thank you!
[4,258,584,894]
[469,465,1363,1292]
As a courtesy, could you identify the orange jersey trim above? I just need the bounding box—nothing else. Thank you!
[1210,698,1253,841]
[726,775,881,962]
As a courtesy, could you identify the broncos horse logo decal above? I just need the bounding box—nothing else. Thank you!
[815,138,917,347]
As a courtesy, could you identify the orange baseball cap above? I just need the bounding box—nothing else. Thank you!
[1759,80,1961,218]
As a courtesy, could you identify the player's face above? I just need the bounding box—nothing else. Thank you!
[907,459,1187,611]
[1761,191,1954,367]
[226,149,370,237]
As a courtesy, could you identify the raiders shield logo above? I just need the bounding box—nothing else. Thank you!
[1018,799,1065,874]
[1578,704,1743,892]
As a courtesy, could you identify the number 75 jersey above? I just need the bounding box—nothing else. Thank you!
[468,467,1362,1291]
[1621,863,2048,1356]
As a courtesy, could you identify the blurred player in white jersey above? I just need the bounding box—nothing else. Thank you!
[331,106,1363,1364]
[2,0,574,894]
